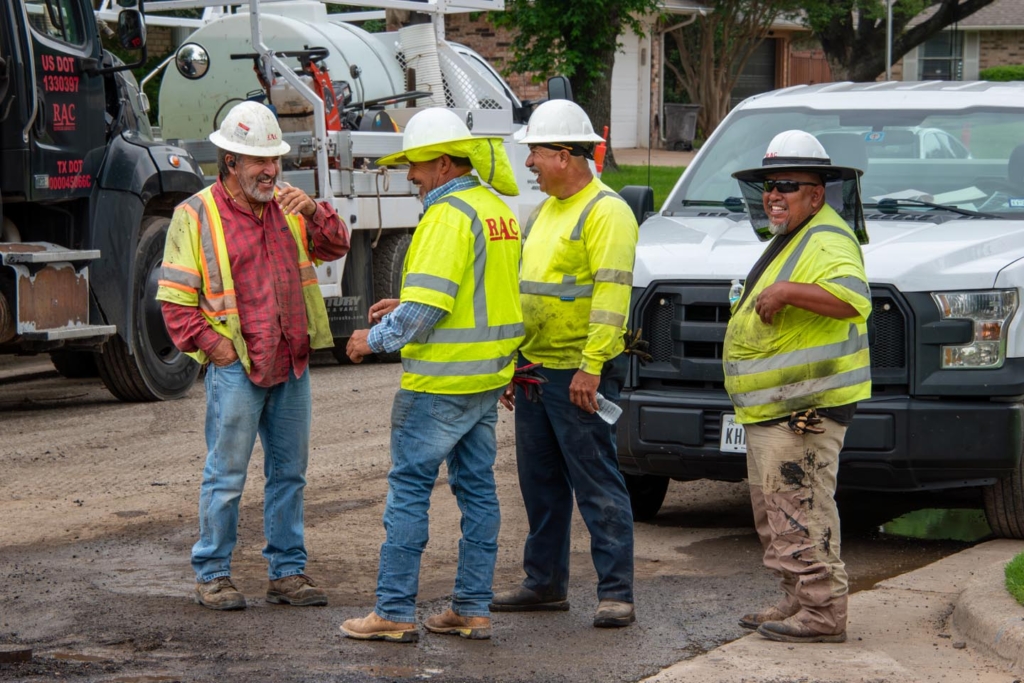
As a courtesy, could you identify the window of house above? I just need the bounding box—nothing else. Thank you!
[24,0,85,46]
[919,30,963,81]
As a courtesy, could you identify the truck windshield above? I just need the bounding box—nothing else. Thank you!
[666,107,1024,217]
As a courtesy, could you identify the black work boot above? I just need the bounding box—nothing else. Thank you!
[489,585,569,612]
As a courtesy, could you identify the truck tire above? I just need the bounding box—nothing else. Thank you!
[623,472,670,522]
[372,233,411,363]
[97,216,201,401]
[49,350,99,378]
[983,443,1024,539]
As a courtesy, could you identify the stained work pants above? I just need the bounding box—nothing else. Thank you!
[745,418,849,633]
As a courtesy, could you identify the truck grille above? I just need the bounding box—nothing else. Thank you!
[638,282,909,388]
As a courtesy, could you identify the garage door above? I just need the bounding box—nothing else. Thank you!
[731,39,777,107]
[611,32,640,148]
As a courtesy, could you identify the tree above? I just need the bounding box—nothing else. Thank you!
[662,0,798,138]
[804,0,999,82]
[491,0,660,171]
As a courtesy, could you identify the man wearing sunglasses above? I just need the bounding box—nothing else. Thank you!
[724,130,871,644]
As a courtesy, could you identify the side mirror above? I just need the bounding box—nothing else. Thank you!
[175,43,210,80]
[117,9,146,51]
[547,76,573,102]
[619,185,655,226]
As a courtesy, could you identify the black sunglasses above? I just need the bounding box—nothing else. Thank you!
[762,180,821,194]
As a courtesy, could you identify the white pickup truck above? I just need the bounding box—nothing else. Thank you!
[618,81,1024,538]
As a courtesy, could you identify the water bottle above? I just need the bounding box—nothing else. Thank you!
[594,393,623,425]
[728,279,744,306]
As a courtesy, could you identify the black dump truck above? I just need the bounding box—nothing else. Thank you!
[1,0,204,400]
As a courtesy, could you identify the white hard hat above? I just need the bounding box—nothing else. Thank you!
[732,129,860,182]
[209,101,291,157]
[518,100,605,145]
[376,108,481,166]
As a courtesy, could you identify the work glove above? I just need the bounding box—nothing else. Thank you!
[623,328,653,366]
[511,362,548,403]
[787,408,825,435]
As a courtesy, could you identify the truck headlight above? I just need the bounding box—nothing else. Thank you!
[931,290,1018,369]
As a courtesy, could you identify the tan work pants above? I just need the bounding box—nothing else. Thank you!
[746,418,849,633]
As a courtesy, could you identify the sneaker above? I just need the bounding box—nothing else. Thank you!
[194,576,246,611]
[593,600,635,628]
[757,615,847,644]
[489,585,569,612]
[739,603,800,630]
[340,612,419,643]
[423,608,491,640]
[266,573,328,606]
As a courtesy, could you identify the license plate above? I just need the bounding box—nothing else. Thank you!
[720,413,747,453]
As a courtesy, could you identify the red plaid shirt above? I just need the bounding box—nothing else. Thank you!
[161,179,349,387]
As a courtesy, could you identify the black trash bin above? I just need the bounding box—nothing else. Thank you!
[664,103,700,151]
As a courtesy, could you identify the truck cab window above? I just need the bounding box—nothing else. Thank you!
[25,0,84,46]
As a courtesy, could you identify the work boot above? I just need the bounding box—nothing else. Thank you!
[593,600,636,628]
[340,612,419,643]
[757,614,847,644]
[266,573,328,606]
[739,601,800,630]
[194,576,246,611]
[490,585,569,612]
[423,608,491,640]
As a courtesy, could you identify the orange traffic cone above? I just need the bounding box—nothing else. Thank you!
[594,125,609,173]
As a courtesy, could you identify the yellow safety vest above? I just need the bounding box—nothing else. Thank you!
[155,185,333,373]
[519,178,638,375]
[399,185,525,394]
[723,204,872,424]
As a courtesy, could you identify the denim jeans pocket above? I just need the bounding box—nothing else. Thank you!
[430,393,466,422]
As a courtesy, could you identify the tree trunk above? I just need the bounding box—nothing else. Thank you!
[575,43,619,172]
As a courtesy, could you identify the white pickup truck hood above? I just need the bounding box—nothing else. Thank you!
[634,214,1024,292]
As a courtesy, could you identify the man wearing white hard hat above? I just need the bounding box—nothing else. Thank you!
[157,100,350,611]
[725,130,871,643]
[340,107,522,643]
[491,99,639,629]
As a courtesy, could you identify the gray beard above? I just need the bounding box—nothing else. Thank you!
[240,174,275,203]
[768,220,789,236]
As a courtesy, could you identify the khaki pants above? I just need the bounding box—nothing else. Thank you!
[746,418,848,633]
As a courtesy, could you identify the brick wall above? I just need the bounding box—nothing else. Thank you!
[147,25,175,58]
[444,13,546,102]
[980,30,1024,69]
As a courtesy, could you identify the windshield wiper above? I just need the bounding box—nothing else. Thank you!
[680,197,747,213]
[866,197,1001,219]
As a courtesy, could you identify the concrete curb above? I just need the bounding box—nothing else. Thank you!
[953,556,1024,676]
[642,538,1024,683]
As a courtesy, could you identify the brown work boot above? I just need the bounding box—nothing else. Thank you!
[266,573,328,606]
[194,576,246,611]
[423,608,491,640]
[757,614,847,644]
[593,600,636,628]
[739,601,800,630]
[340,611,419,643]
[489,585,569,612]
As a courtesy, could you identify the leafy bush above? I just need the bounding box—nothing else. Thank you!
[980,65,1024,82]
[1007,551,1024,606]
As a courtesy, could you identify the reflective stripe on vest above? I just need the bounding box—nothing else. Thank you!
[401,194,523,379]
[519,190,620,299]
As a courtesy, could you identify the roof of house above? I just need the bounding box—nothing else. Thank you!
[912,0,1024,30]
[659,0,806,30]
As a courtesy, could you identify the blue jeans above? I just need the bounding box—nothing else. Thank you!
[514,353,634,602]
[375,386,505,623]
[191,361,312,583]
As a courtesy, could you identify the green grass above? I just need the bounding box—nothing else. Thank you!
[602,164,686,212]
[1007,551,1024,607]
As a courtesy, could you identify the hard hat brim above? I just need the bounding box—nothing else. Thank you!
[375,135,503,166]
[732,164,862,183]
[516,131,605,145]
[209,130,292,157]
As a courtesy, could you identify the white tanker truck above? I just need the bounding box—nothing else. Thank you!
[109,0,570,362]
